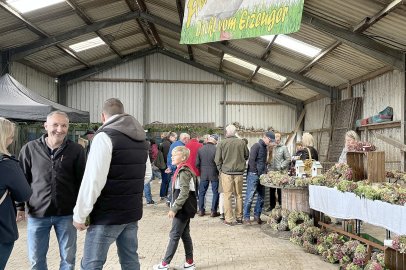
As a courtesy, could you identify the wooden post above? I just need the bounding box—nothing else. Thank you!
[402,53,406,171]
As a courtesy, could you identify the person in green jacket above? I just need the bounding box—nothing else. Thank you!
[215,124,249,226]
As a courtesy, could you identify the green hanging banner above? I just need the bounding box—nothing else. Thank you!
[180,0,305,45]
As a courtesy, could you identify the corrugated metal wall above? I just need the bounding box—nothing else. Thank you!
[303,97,332,162]
[352,70,401,121]
[306,70,403,169]
[66,59,145,123]
[226,84,296,132]
[67,53,297,131]
[10,62,58,101]
[352,70,403,171]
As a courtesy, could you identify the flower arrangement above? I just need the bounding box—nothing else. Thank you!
[352,244,368,266]
[268,207,290,231]
[310,175,327,186]
[337,180,359,193]
[302,226,321,254]
[364,251,385,270]
[290,223,310,246]
[392,235,406,254]
[287,211,311,231]
[344,263,363,270]
[339,240,361,267]
[325,163,353,186]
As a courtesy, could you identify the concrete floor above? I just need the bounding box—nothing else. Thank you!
[7,180,339,270]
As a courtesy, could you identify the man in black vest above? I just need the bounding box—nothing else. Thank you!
[73,98,149,270]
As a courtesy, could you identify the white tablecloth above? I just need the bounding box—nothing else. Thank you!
[309,185,406,235]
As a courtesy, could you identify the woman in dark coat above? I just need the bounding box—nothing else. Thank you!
[0,117,32,269]
[295,132,319,161]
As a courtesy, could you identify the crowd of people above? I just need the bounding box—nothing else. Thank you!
[1,97,358,270]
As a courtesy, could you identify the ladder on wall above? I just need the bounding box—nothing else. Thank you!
[327,97,363,163]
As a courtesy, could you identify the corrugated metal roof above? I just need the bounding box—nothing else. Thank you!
[24,47,84,74]
[99,20,141,40]
[0,28,39,49]
[76,0,130,21]
[145,0,180,26]
[282,83,319,101]
[366,9,406,51]
[35,13,87,35]
[305,0,382,27]
[0,0,404,102]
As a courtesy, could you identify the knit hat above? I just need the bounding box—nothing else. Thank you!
[84,130,95,136]
[210,134,219,141]
[265,131,275,142]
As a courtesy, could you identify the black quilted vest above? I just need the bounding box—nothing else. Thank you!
[90,128,149,225]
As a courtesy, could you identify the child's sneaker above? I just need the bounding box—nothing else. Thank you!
[153,262,169,270]
[183,261,196,269]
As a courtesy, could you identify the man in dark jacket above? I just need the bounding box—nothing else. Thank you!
[73,98,148,269]
[18,111,86,270]
[195,134,219,217]
[243,131,275,225]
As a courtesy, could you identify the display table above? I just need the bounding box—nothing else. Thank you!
[309,185,406,235]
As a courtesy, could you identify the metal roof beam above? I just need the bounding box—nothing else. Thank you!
[247,35,277,82]
[135,13,333,97]
[212,42,333,97]
[276,41,341,93]
[0,1,90,66]
[124,0,154,47]
[59,46,158,84]
[135,0,163,47]
[353,0,403,33]
[302,11,404,70]
[8,11,142,61]
[176,0,194,61]
[65,0,123,58]
[158,48,300,108]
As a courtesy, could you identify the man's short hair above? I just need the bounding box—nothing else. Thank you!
[179,133,190,141]
[103,98,124,117]
[225,125,236,136]
[47,111,69,122]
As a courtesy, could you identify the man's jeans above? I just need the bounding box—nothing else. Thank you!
[243,172,265,220]
[0,242,14,270]
[81,222,140,270]
[27,215,77,270]
[159,169,170,198]
[198,180,219,212]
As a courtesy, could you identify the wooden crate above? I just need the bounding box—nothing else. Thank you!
[347,152,366,180]
[385,247,406,270]
[281,187,310,214]
[367,151,385,182]
[346,151,385,182]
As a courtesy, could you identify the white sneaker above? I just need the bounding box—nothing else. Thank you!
[183,261,196,269]
[153,262,169,270]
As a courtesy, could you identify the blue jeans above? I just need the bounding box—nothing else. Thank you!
[159,169,170,198]
[27,215,77,270]
[243,172,265,220]
[0,242,14,270]
[144,169,162,203]
[81,222,139,270]
[198,180,219,212]
[144,181,153,203]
